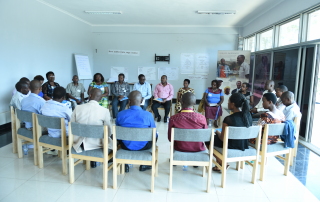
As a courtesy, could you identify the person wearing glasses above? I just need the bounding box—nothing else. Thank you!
[42,71,60,101]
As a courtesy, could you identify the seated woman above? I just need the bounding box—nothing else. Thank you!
[249,93,285,145]
[204,80,224,128]
[42,71,60,101]
[212,93,252,171]
[88,73,109,108]
[175,79,195,114]
[240,82,254,107]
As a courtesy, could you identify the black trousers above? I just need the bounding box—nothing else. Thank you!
[151,100,171,118]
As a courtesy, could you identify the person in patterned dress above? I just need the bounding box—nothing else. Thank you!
[87,73,109,109]
[175,79,195,114]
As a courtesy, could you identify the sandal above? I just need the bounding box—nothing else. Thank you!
[212,164,230,172]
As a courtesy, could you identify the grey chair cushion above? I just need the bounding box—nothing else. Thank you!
[214,146,257,158]
[115,126,154,141]
[249,142,289,153]
[37,114,61,129]
[173,149,209,162]
[17,128,33,139]
[71,147,112,158]
[39,135,67,147]
[116,148,153,161]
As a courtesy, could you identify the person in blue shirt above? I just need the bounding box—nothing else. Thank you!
[133,74,152,111]
[41,87,72,138]
[34,75,45,97]
[21,80,46,129]
[116,90,157,173]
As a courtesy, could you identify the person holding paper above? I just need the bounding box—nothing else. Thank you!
[152,75,174,123]
[175,79,195,114]
[204,80,224,128]
[66,75,86,109]
[88,73,109,109]
[133,74,151,111]
[111,73,130,118]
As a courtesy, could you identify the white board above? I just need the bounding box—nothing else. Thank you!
[181,53,194,74]
[138,67,157,81]
[195,53,209,75]
[158,67,179,80]
[110,67,129,80]
[74,54,92,80]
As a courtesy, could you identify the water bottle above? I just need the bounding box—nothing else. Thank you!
[129,164,133,168]
[23,144,28,155]
[96,162,101,167]
[167,117,169,126]
[209,120,212,128]
[183,165,188,171]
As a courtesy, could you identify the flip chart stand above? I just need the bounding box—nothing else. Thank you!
[155,54,170,64]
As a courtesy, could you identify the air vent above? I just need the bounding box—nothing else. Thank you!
[197,10,236,15]
[84,11,122,15]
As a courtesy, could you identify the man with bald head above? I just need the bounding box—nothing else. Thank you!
[116,90,157,172]
[250,80,276,118]
[21,80,46,129]
[168,92,208,152]
[71,88,113,157]
[281,91,301,121]
[217,58,230,78]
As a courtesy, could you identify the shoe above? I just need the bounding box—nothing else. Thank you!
[46,150,58,156]
[193,166,198,168]
[125,164,129,173]
[91,161,97,168]
[108,158,113,163]
[157,115,161,122]
[139,165,152,171]
[164,117,168,123]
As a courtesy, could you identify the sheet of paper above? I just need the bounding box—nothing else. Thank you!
[111,67,129,80]
[120,97,128,101]
[181,53,194,74]
[141,99,146,106]
[195,54,209,75]
[188,75,208,80]
[74,55,92,80]
[209,103,217,107]
[138,67,157,81]
[153,98,163,102]
[158,67,179,80]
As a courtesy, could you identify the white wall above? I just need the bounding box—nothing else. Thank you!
[242,0,320,37]
[0,0,93,118]
[92,27,239,99]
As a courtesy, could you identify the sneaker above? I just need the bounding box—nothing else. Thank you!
[46,150,58,156]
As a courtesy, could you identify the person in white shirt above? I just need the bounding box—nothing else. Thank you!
[275,85,288,112]
[281,91,301,121]
[133,74,152,110]
[10,81,30,110]
[250,80,276,118]
[12,77,30,97]
[237,55,250,79]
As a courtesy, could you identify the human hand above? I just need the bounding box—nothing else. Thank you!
[76,99,81,104]
[250,108,258,113]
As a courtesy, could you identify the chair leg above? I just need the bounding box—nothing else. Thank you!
[17,138,23,159]
[236,161,240,171]
[117,164,121,175]
[69,157,75,184]
[83,160,86,165]
[221,160,227,188]
[58,150,61,158]
[169,160,173,191]
[290,149,294,166]
[86,160,90,170]
[113,160,117,189]
[284,151,291,176]
[121,163,125,175]
[207,165,212,193]
[151,161,155,193]
[62,149,67,176]
[294,140,298,157]
[103,160,108,190]
[202,166,206,177]
[155,147,159,177]
[12,124,17,154]
[241,161,244,169]
[260,155,267,181]
[252,160,258,184]
[33,139,38,166]
[38,145,44,169]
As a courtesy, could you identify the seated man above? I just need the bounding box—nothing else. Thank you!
[66,75,86,109]
[231,81,241,95]
[71,88,113,168]
[12,77,30,97]
[21,80,46,130]
[111,73,130,119]
[133,74,152,111]
[10,81,30,110]
[168,92,207,152]
[250,80,276,118]
[41,87,72,138]
[116,91,157,173]
[275,85,288,111]
[152,75,174,122]
[281,91,302,121]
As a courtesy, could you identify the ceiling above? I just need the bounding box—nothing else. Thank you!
[39,0,284,27]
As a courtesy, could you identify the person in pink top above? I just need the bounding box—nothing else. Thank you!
[152,75,174,122]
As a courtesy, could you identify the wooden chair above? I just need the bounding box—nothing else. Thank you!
[15,109,38,165]
[10,106,18,154]
[256,123,292,181]
[36,114,68,175]
[212,126,262,188]
[290,116,301,166]
[68,122,121,190]
[169,128,214,193]
[112,126,158,192]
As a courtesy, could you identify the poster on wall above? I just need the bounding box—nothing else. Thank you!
[195,54,209,75]
[110,67,129,81]
[180,53,194,74]
[138,66,157,81]
[216,50,251,108]
[158,67,179,80]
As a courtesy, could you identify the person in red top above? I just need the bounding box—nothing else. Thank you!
[168,92,207,152]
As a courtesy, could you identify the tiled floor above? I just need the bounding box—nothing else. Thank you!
[0,120,319,202]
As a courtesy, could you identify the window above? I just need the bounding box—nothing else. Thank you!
[308,9,320,41]
[279,18,300,46]
[259,29,273,50]
[246,36,255,52]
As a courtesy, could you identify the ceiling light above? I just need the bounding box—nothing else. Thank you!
[84,11,122,15]
[197,10,236,15]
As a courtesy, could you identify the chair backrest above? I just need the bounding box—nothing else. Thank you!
[71,122,105,138]
[37,114,62,129]
[266,123,285,136]
[227,126,261,139]
[16,109,33,123]
[173,128,212,142]
[115,126,154,141]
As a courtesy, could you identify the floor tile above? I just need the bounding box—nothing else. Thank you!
[0,157,15,169]
[217,195,270,202]
[112,188,167,202]
[167,192,219,202]
[0,144,19,159]
[0,158,42,180]
[0,177,26,201]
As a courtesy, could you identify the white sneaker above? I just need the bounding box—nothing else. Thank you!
[46,150,58,156]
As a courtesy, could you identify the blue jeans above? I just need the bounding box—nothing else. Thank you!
[141,99,150,111]
[112,97,128,118]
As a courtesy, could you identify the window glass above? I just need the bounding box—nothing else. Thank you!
[308,10,320,41]
[246,36,255,52]
[259,29,273,50]
[279,19,300,46]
